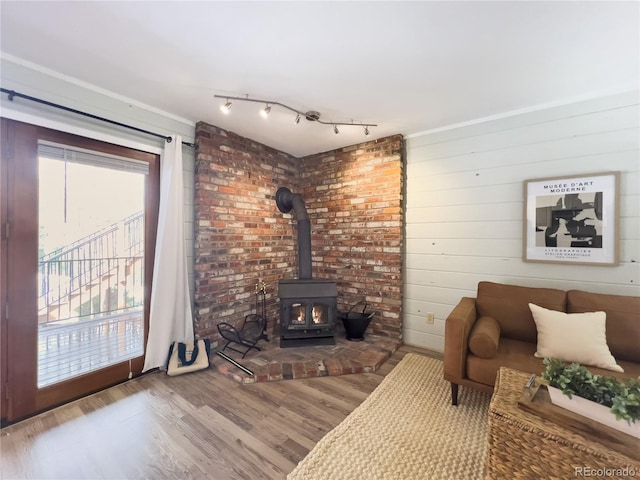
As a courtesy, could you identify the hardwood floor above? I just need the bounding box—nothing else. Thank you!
[1,345,439,480]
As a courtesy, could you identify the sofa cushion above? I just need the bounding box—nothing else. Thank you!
[529,303,623,372]
[466,338,640,389]
[567,290,640,363]
[468,316,501,359]
[466,339,542,387]
[476,282,566,343]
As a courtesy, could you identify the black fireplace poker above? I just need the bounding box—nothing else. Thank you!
[276,187,312,280]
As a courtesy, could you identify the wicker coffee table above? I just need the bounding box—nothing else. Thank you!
[486,367,640,480]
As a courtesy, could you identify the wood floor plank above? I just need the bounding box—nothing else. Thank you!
[0,345,438,479]
[196,404,295,477]
[324,371,385,394]
[291,376,373,409]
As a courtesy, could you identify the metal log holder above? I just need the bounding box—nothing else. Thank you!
[216,281,269,358]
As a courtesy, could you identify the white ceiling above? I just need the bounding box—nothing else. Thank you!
[1,1,638,157]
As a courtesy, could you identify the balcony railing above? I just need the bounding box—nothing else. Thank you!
[37,212,146,386]
[38,212,144,324]
[38,310,144,387]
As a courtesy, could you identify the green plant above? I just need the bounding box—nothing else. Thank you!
[542,358,640,425]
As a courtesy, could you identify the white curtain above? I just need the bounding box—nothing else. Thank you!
[143,134,194,372]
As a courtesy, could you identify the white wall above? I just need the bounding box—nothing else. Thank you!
[0,55,197,293]
[403,91,640,352]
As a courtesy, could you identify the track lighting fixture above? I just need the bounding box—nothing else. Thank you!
[214,94,377,136]
[220,100,232,114]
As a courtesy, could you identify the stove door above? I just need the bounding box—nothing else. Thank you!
[282,299,335,332]
[310,303,330,326]
[287,302,308,329]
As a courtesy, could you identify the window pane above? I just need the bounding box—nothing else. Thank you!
[37,148,146,387]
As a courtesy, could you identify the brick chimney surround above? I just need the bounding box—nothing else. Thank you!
[193,121,404,360]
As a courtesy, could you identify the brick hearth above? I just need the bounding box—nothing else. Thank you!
[211,323,401,384]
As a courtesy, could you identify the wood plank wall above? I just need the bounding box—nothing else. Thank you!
[403,91,640,352]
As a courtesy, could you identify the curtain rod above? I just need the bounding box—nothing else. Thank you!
[0,88,196,148]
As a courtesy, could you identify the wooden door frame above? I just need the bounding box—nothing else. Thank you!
[1,118,160,424]
[2,119,39,422]
[1,118,12,422]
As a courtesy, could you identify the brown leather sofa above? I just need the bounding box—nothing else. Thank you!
[444,281,640,405]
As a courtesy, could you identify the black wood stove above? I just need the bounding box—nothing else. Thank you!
[275,187,337,347]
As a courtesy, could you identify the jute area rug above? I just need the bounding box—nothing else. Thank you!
[287,353,491,480]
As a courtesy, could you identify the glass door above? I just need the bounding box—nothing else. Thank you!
[37,142,147,388]
[1,119,159,423]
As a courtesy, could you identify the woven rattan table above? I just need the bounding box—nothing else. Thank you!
[486,367,640,480]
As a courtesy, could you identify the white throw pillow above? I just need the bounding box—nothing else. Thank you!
[529,303,623,373]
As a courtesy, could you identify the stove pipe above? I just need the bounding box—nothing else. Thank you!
[276,187,312,280]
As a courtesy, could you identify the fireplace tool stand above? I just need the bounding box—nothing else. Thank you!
[216,281,269,358]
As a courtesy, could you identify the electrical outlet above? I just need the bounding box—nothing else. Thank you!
[426,312,435,325]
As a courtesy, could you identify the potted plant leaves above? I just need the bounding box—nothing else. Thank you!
[541,357,640,438]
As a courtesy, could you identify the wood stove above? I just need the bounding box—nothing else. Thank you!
[275,187,337,347]
[279,279,337,347]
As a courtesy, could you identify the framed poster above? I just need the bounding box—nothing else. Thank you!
[523,172,619,265]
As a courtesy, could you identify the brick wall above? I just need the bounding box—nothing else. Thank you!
[301,136,404,338]
[193,122,299,340]
[194,121,404,342]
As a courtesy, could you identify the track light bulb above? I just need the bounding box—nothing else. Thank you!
[364,126,370,136]
[334,125,339,134]
[220,100,232,114]
[261,104,271,118]
[295,114,301,125]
